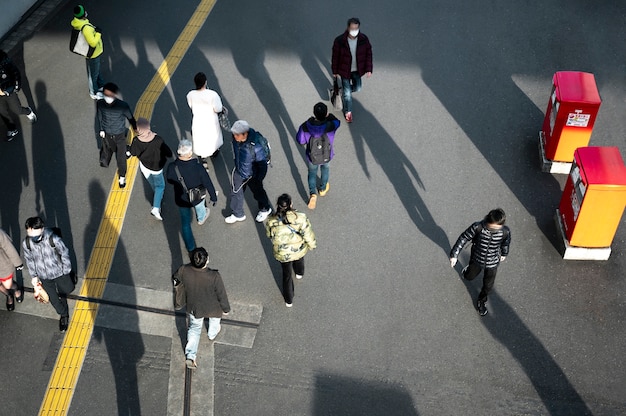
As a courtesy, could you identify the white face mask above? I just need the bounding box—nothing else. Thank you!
[349,29,359,37]
[104,96,115,104]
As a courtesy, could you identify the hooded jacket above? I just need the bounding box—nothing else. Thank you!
[266,210,317,263]
[70,17,103,58]
[296,114,340,163]
[450,221,511,269]
[232,128,267,179]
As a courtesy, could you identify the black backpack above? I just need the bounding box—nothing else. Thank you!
[305,122,332,165]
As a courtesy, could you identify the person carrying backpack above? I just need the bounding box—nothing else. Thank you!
[225,120,273,224]
[449,208,511,317]
[296,102,340,209]
[22,217,75,331]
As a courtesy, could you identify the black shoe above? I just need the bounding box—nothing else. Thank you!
[477,300,488,316]
[59,316,69,332]
[6,296,15,311]
[15,288,24,303]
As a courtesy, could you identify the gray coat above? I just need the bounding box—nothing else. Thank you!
[174,265,230,318]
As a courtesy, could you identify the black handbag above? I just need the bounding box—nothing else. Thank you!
[174,165,207,205]
[99,140,113,167]
[329,78,343,111]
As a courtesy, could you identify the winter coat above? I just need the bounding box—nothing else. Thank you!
[97,99,137,135]
[296,114,340,163]
[173,265,230,318]
[70,17,103,58]
[0,229,22,278]
[332,31,373,78]
[450,221,511,269]
[232,128,267,179]
[186,88,223,157]
[166,157,218,207]
[266,211,317,263]
[22,229,72,280]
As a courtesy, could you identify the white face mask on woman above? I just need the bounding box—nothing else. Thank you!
[349,29,359,37]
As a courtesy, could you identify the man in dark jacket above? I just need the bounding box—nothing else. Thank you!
[173,247,230,369]
[167,140,218,253]
[0,49,36,140]
[296,102,340,209]
[97,82,137,188]
[449,208,511,316]
[331,17,373,123]
[225,120,272,224]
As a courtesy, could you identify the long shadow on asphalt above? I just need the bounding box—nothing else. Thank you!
[74,181,146,415]
[314,372,419,415]
[457,267,592,415]
[350,100,451,255]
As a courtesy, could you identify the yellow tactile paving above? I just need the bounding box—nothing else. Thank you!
[38,0,218,414]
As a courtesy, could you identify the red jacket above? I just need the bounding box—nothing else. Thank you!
[332,31,373,79]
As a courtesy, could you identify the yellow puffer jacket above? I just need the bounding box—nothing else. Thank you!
[71,17,103,58]
[265,211,316,263]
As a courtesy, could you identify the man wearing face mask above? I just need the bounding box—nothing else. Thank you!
[22,217,75,332]
[97,82,137,188]
[331,17,373,123]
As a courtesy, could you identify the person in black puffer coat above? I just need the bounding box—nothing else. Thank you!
[449,208,511,316]
[0,49,36,140]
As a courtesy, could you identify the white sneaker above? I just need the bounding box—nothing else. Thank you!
[225,214,246,224]
[295,274,303,280]
[150,207,163,221]
[285,302,293,308]
[118,176,126,188]
[255,208,272,222]
[26,107,37,122]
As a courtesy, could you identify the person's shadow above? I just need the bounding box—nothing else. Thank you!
[350,101,450,254]
[457,268,592,415]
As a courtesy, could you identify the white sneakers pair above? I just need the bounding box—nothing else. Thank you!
[224,208,272,224]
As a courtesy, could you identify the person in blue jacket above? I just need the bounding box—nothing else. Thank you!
[296,102,340,209]
[225,120,272,224]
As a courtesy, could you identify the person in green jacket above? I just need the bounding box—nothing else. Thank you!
[71,5,105,99]
[265,194,316,307]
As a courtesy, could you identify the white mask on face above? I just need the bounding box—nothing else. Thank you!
[349,29,359,37]
[104,96,115,104]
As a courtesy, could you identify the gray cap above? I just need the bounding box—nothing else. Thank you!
[177,139,193,155]
[230,120,250,134]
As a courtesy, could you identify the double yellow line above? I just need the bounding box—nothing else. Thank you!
[39,0,217,413]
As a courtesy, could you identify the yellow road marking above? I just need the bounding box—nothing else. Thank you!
[39,0,218,414]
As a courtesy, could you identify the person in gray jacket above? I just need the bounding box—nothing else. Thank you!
[173,247,230,369]
[0,227,24,311]
[449,208,511,316]
[22,217,74,331]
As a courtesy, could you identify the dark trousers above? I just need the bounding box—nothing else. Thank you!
[281,257,304,304]
[463,261,498,303]
[40,274,75,317]
[0,93,29,130]
[103,132,128,177]
[230,162,271,217]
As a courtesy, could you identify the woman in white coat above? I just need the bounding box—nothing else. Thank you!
[186,72,223,162]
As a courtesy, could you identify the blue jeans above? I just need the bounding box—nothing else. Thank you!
[86,56,104,95]
[340,71,362,114]
[178,201,206,251]
[185,313,221,361]
[145,172,165,209]
[307,160,329,195]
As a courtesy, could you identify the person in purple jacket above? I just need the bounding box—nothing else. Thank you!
[296,102,340,209]
[331,17,373,123]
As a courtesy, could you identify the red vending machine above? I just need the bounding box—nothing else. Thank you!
[559,147,626,250]
[541,72,601,162]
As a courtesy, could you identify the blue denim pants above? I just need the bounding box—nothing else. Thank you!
[178,201,207,251]
[340,71,362,114]
[185,313,221,361]
[86,56,105,95]
[307,160,329,195]
[144,171,165,209]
